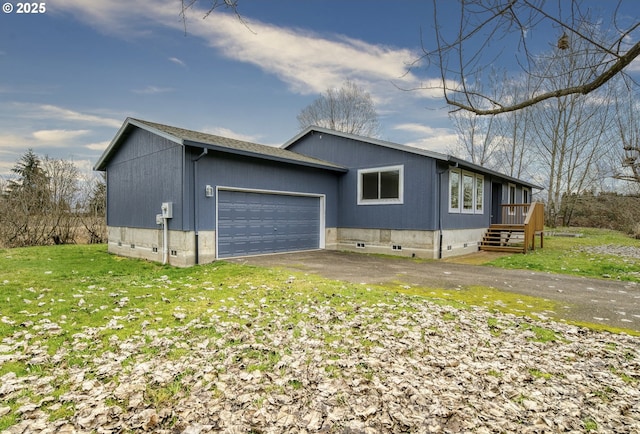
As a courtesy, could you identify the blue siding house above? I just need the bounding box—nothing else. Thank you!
[95,118,540,266]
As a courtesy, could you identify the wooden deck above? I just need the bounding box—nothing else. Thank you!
[480,203,544,254]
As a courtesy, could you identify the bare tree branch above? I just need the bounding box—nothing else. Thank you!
[179,0,254,34]
[446,41,640,115]
[421,0,640,116]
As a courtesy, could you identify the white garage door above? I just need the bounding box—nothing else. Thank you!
[217,190,321,258]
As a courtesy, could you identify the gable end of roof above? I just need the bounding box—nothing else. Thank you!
[94,118,347,172]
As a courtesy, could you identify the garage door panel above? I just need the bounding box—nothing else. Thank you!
[217,190,321,258]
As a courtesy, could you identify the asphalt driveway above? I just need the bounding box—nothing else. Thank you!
[229,250,640,332]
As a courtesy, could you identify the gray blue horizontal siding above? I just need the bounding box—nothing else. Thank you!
[438,168,491,230]
[287,133,440,231]
[106,128,184,230]
[187,147,340,231]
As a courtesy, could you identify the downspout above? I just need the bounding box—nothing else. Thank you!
[438,186,443,259]
[163,217,168,264]
[192,148,208,265]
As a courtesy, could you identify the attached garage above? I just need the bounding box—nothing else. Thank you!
[217,189,324,258]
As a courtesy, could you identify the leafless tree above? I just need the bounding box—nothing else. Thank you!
[297,80,380,137]
[612,83,640,184]
[78,172,107,244]
[421,0,640,115]
[42,156,81,245]
[450,70,516,169]
[450,111,499,166]
[526,31,618,226]
[0,151,87,247]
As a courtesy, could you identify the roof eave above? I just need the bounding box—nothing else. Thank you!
[447,156,544,190]
[284,127,541,189]
[184,141,348,173]
[282,126,450,162]
[93,118,184,171]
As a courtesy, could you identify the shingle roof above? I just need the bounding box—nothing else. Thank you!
[284,125,543,190]
[94,118,347,172]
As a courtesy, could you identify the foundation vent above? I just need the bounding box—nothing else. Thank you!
[356,242,366,248]
[152,246,158,253]
[392,245,402,251]
[447,245,452,251]
[170,250,178,257]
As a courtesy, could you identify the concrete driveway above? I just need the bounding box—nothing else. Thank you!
[229,250,640,333]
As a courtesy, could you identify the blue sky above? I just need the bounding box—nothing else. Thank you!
[0,0,637,179]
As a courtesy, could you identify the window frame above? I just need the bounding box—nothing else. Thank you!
[448,169,461,213]
[449,169,484,215]
[357,165,404,205]
[475,174,484,214]
[462,172,475,214]
[522,187,531,216]
[508,183,517,215]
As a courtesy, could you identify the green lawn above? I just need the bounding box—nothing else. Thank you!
[486,227,640,282]
[0,244,399,372]
[0,229,639,429]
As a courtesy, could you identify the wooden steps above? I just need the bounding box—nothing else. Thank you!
[480,225,526,253]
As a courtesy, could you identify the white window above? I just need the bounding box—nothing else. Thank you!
[449,169,484,214]
[522,187,531,216]
[508,183,517,215]
[462,172,474,213]
[449,170,460,212]
[475,174,484,213]
[358,165,403,205]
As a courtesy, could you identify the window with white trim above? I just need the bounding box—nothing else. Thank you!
[357,165,403,205]
[522,187,531,216]
[462,172,474,213]
[508,183,517,215]
[449,169,484,214]
[475,174,484,213]
[449,170,460,212]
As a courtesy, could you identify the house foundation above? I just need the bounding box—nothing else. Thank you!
[108,226,491,265]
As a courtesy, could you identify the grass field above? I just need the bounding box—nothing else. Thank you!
[0,228,639,430]
[486,228,640,282]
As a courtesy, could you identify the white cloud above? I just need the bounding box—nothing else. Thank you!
[169,57,187,67]
[201,126,261,143]
[32,129,90,143]
[132,86,174,95]
[48,0,450,147]
[188,14,421,96]
[51,0,436,103]
[393,123,456,154]
[0,101,123,176]
[85,141,111,151]
[51,0,166,36]
[0,133,29,151]
[29,104,123,128]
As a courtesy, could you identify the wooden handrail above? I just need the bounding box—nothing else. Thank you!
[498,203,544,253]
[482,203,544,254]
[523,202,544,253]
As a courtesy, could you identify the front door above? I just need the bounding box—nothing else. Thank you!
[491,182,502,224]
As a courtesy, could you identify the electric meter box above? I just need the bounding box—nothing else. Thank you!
[155,214,163,225]
[161,202,173,218]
